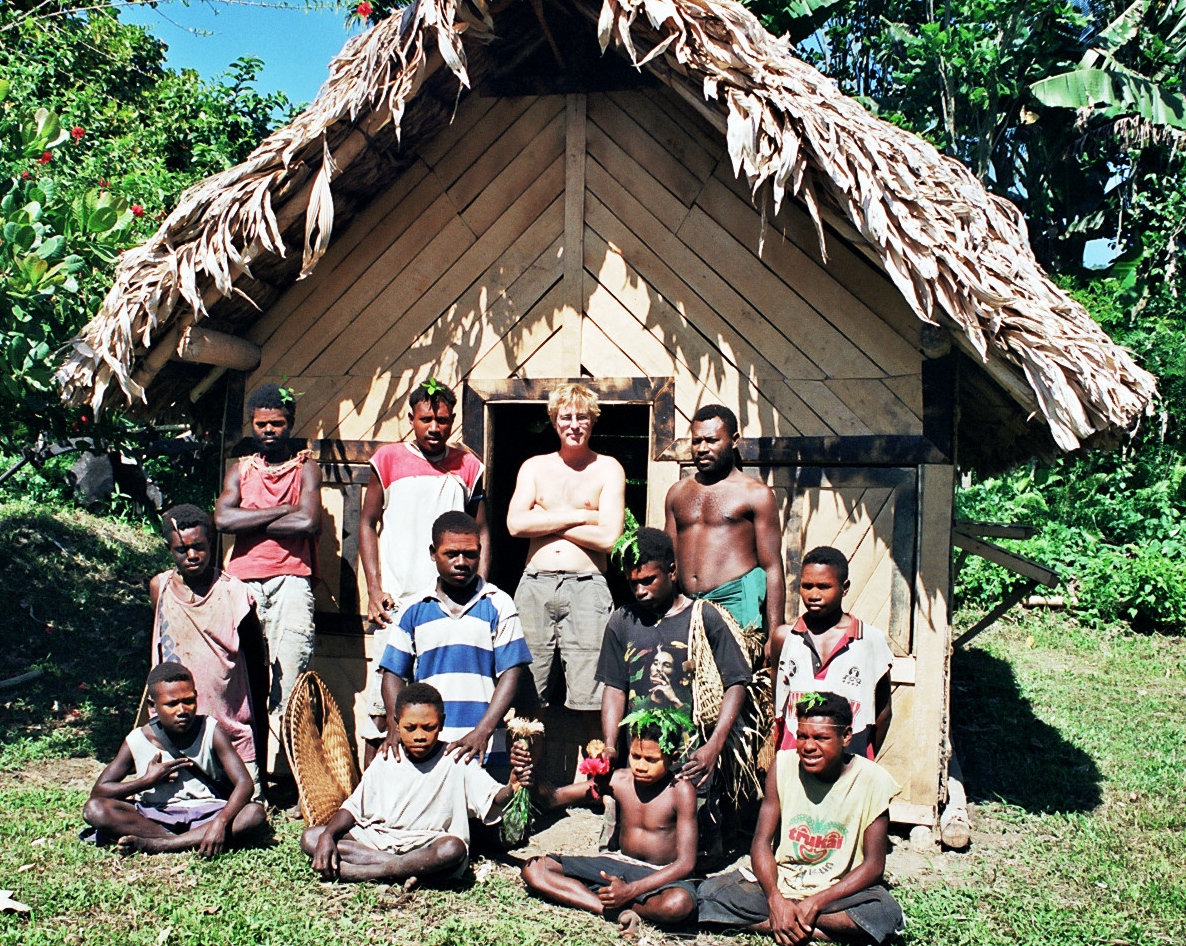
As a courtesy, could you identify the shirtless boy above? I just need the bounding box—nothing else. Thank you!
[84,663,267,856]
[665,404,784,650]
[521,719,698,931]
[507,383,625,716]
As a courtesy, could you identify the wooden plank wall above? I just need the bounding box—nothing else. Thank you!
[247,85,924,450]
[242,84,948,819]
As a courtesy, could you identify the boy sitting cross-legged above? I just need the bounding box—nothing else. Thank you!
[83,663,267,855]
[697,692,904,944]
[521,711,699,933]
[302,682,523,885]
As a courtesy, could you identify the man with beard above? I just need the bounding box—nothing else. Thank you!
[664,404,785,658]
[215,383,321,773]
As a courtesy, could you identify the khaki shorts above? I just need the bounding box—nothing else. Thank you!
[514,570,612,711]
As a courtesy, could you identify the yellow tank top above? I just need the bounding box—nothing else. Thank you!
[773,751,900,897]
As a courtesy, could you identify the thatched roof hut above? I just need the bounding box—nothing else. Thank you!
[57,0,1154,466]
[56,0,1154,830]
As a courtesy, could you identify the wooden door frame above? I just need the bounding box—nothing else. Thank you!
[461,376,678,461]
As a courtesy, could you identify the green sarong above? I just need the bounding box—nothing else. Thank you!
[694,566,766,632]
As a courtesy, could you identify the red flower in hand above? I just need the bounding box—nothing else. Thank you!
[578,755,612,800]
[356,1,373,16]
[578,756,611,777]
[131,204,145,218]
[71,126,85,140]
[37,151,52,165]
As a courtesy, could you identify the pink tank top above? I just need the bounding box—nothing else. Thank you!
[225,451,318,580]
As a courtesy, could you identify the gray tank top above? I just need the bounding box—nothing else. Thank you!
[126,717,227,807]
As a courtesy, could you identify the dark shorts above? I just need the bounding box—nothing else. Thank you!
[697,871,904,944]
[554,855,698,905]
[136,799,227,832]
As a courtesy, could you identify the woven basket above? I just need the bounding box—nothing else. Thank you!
[282,671,360,825]
[686,601,772,800]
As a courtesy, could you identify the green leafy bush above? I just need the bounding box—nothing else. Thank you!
[957,447,1186,631]
[0,8,295,445]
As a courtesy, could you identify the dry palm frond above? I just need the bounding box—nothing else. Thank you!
[687,600,770,801]
[56,0,1155,458]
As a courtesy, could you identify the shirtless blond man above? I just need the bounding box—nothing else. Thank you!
[665,404,785,657]
[507,384,626,714]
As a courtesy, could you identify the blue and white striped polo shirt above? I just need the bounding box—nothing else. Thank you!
[378,578,532,766]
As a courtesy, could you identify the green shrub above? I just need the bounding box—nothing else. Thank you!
[956,446,1186,631]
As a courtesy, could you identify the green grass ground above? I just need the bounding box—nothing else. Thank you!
[1,502,1184,945]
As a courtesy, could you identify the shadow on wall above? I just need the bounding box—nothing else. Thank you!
[950,646,1102,814]
[0,509,163,763]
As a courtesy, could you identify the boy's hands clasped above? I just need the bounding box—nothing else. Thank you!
[767,892,822,946]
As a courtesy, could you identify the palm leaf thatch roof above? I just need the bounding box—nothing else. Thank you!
[55,0,1155,466]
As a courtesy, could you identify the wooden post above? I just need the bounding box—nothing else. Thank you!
[906,463,955,830]
[176,326,262,370]
[560,93,586,376]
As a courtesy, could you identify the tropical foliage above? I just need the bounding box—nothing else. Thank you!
[0,6,294,444]
[744,0,1186,628]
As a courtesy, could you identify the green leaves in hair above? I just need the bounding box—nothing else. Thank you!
[619,705,695,756]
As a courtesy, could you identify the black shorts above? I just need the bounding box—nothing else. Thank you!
[554,855,698,905]
[697,871,904,944]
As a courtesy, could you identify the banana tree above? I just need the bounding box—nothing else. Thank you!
[1029,0,1186,131]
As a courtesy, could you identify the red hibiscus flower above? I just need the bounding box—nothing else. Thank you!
[71,126,85,140]
[37,151,52,165]
[356,1,373,17]
[131,204,145,218]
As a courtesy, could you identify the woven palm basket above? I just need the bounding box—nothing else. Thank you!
[687,601,772,800]
[282,671,360,825]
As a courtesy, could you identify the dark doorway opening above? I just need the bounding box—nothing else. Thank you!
[485,402,650,603]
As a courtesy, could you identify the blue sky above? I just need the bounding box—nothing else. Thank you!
[120,1,362,106]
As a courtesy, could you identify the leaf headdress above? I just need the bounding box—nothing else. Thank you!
[619,705,695,757]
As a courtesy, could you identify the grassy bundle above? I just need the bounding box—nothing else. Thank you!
[499,716,544,846]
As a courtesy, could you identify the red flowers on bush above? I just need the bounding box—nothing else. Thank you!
[21,171,30,179]
[71,125,85,140]
[37,151,52,165]
[131,204,145,218]
[356,1,373,16]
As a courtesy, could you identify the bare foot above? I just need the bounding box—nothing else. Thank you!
[116,835,162,855]
[617,909,640,939]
